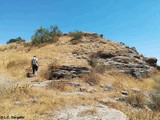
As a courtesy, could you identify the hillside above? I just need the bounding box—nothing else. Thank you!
[0,32,160,120]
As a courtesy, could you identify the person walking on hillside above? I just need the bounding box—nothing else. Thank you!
[31,56,38,75]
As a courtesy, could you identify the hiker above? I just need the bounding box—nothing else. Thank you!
[31,56,38,75]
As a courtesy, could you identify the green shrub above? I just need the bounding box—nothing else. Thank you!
[31,25,62,46]
[50,25,62,37]
[72,31,83,40]
[7,37,25,44]
[69,31,83,44]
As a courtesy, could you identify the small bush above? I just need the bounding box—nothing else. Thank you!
[126,92,145,108]
[69,31,83,40]
[88,58,98,68]
[94,64,107,74]
[82,72,100,85]
[69,31,83,44]
[7,37,25,44]
[88,57,107,74]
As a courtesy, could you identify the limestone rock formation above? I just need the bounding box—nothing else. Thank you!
[145,57,157,67]
[50,65,91,79]
[93,46,157,78]
[44,32,158,79]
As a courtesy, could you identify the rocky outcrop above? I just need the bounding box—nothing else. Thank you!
[94,46,157,78]
[50,66,91,80]
[52,105,129,120]
[145,57,157,67]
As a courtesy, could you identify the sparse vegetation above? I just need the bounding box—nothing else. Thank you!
[126,92,145,108]
[88,56,107,74]
[82,71,100,85]
[7,37,25,44]
[6,58,29,79]
[47,80,67,91]
[94,64,107,74]
[0,84,66,119]
[150,85,160,111]
[0,30,160,119]
[88,58,98,68]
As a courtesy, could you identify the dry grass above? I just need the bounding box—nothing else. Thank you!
[107,102,160,120]
[82,71,101,86]
[47,80,75,91]
[47,80,68,91]
[126,92,145,108]
[0,84,66,119]
[99,69,157,92]
[0,36,160,119]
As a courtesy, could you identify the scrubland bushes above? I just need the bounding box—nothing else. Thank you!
[31,25,62,45]
[7,37,25,44]
[6,25,62,46]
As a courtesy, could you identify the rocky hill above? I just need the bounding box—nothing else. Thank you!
[0,32,160,120]
[46,32,158,79]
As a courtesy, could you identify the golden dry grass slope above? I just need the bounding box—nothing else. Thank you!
[0,32,160,120]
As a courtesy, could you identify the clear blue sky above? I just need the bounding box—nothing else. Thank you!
[0,0,159,64]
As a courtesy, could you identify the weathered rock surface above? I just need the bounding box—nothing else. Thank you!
[40,33,158,79]
[52,105,129,120]
[50,66,91,79]
[145,57,157,67]
[94,46,157,78]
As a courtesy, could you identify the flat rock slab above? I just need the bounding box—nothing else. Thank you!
[52,104,128,120]
[31,81,52,87]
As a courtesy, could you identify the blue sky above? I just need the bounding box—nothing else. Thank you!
[0,0,160,64]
